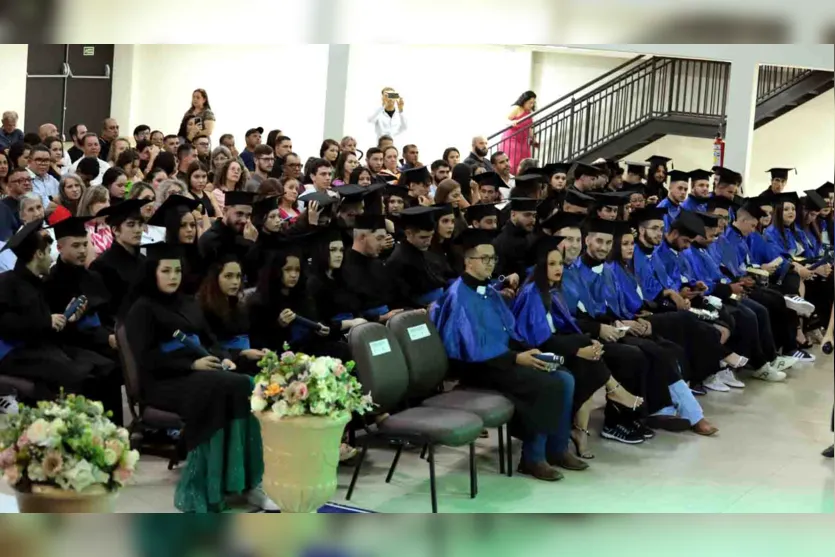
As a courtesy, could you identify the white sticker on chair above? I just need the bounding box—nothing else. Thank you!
[407,324,430,341]
[369,339,392,356]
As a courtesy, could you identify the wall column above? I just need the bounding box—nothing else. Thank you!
[722,59,759,188]
[322,44,350,140]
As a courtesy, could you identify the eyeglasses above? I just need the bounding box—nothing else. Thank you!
[9,177,32,185]
[32,158,51,164]
[466,255,499,265]
[286,163,302,168]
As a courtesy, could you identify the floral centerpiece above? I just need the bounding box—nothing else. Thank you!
[0,394,139,513]
[251,346,374,512]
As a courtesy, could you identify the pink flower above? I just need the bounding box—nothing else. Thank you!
[285,381,309,403]
[114,466,133,485]
[334,364,347,377]
[16,434,29,447]
[0,447,15,468]
[3,465,21,486]
[280,351,295,362]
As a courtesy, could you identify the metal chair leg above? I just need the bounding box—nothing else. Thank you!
[419,443,428,460]
[506,432,513,477]
[428,444,438,513]
[497,425,505,475]
[469,442,478,499]
[346,442,369,501]
[385,443,403,483]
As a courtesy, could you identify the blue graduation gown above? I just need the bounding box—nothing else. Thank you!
[710,193,735,222]
[798,227,823,259]
[682,195,708,213]
[430,277,521,363]
[652,240,692,291]
[657,198,681,231]
[512,282,582,348]
[633,246,668,301]
[682,245,729,294]
[713,225,750,279]
[606,261,644,318]
[746,230,790,280]
[563,258,628,319]
[765,225,803,258]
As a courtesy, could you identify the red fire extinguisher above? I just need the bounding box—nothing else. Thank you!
[713,133,725,168]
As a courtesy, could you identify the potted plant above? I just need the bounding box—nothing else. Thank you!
[0,394,139,513]
[251,346,374,513]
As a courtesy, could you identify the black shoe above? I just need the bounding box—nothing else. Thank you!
[823,341,833,355]
[600,423,645,445]
[644,415,692,432]
[823,445,834,458]
[690,384,707,396]
[633,421,656,439]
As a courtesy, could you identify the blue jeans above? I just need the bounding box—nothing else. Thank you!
[522,369,575,463]
[651,379,704,426]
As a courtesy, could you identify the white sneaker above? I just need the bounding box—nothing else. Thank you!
[717,368,745,388]
[784,296,815,317]
[704,373,731,392]
[770,356,797,373]
[246,485,280,512]
[750,366,787,382]
[0,394,18,415]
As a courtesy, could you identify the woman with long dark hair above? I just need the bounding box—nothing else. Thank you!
[102,167,128,205]
[147,194,206,296]
[244,196,286,281]
[332,150,359,186]
[186,160,217,218]
[277,175,301,223]
[499,91,538,176]
[451,163,476,204]
[183,88,215,139]
[644,156,671,205]
[349,166,373,187]
[320,139,340,164]
[443,147,461,169]
[426,204,463,282]
[123,242,275,512]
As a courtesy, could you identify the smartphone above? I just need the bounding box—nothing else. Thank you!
[387,92,400,99]
[616,326,631,332]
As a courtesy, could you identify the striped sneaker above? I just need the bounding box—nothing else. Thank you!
[600,423,645,445]
[787,349,816,363]
[0,394,18,415]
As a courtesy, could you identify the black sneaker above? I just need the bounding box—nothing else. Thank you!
[823,445,834,458]
[600,423,645,445]
[690,384,707,396]
[633,421,656,439]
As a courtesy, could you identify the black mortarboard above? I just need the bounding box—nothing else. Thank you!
[775,192,799,206]
[714,167,740,186]
[646,155,672,169]
[97,198,151,226]
[353,214,387,231]
[542,163,571,176]
[694,211,720,228]
[613,220,635,237]
[509,198,538,212]
[224,191,256,207]
[815,182,834,197]
[625,161,649,177]
[766,167,795,180]
[590,191,631,208]
[689,169,712,182]
[533,234,566,260]
[802,190,826,211]
[252,196,280,219]
[50,216,92,240]
[671,211,706,238]
[0,220,45,255]
[299,190,338,208]
[541,211,584,232]
[383,184,408,199]
[607,160,623,175]
[621,182,647,196]
[585,218,617,235]
[146,194,200,227]
[399,206,438,231]
[564,188,595,208]
[454,228,495,252]
[667,170,690,183]
[514,174,545,188]
[473,171,502,188]
[707,196,734,212]
[629,206,667,225]
[335,184,370,203]
[433,204,454,219]
[571,162,602,179]
[739,201,767,221]
[141,242,183,261]
[465,203,500,222]
[399,166,430,185]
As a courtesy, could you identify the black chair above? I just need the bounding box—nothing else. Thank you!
[0,375,37,404]
[387,311,515,477]
[345,322,484,513]
[115,322,185,470]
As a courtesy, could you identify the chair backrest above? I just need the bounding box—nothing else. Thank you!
[387,310,449,398]
[115,321,142,419]
[347,322,409,412]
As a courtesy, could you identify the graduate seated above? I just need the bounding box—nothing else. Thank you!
[147,194,207,296]
[431,229,579,481]
[198,190,257,275]
[656,170,690,230]
[681,169,712,213]
[492,198,538,289]
[464,202,500,231]
[426,204,463,282]
[123,242,277,513]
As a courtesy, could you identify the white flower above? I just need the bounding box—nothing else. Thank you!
[251,396,268,413]
[309,358,332,379]
[103,449,119,467]
[120,450,139,471]
[270,373,287,386]
[91,401,105,415]
[27,461,47,482]
[63,460,96,492]
[271,400,289,418]
[311,401,329,415]
[47,418,66,440]
[91,465,110,485]
[25,419,50,446]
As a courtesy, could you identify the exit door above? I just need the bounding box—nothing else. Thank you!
[24,44,114,140]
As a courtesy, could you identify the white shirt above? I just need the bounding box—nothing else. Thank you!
[61,152,72,176]
[0,227,58,273]
[27,169,60,209]
[141,225,166,245]
[367,106,408,139]
[69,156,110,186]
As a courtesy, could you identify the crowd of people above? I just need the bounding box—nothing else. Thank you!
[0,85,833,512]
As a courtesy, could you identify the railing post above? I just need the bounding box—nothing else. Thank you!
[569,97,575,160]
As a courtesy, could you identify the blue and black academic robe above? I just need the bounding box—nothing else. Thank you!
[712,225,751,280]
[765,224,804,259]
[431,274,569,439]
[682,245,733,298]
[657,198,682,231]
[652,240,697,292]
[633,244,669,302]
[798,227,824,260]
[746,230,791,280]
[682,195,708,213]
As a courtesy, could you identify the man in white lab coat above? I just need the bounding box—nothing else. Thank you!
[368,87,408,140]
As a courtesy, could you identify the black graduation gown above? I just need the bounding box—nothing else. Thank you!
[89,241,145,326]
[0,261,100,400]
[492,221,533,279]
[306,272,363,332]
[124,293,249,450]
[197,220,254,277]
[179,243,207,296]
[342,249,397,319]
[244,230,285,285]
[386,240,447,309]
[202,301,260,377]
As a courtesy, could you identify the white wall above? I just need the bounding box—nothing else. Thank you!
[121,45,330,157]
[531,51,628,105]
[629,89,835,196]
[0,45,28,129]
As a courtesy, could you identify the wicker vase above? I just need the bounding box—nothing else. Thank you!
[15,484,116,513]
[257,412,350,513]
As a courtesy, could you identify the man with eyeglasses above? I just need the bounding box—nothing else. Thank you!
[280,152,303,181]
[26,145,60,214]
[193,134,211,166]
[245,145,275,193]
[1,168,33,238]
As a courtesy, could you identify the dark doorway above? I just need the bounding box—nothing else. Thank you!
[24,44,113,140]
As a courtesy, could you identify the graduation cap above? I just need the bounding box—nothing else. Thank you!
[625,161,650,177]
[775,192,799,207]
[146,194,200,227]
[252,196,280,220]
[613,220,635,238]
[96,198,151,226]
[141,242,183,261]
[707,196,735,212]
[766,167,796,180]
[335,184,370,203]
[585,218,617,236]
[815,181,834,198]
[514,174,545,188]
[606,159,623,176]
[739,200,767,221]
[399,206,438,231]
[454,228,495,252]
[536,198,559,220]
[570,162,602,179]
[473,171,502,189]
[714,167,741,187]
[802,190,827,211]
[0,220,46,255]
[694,211,720,228]
[541,211,584,232]
[465,203,500,223]
[629,206,667,225]
[299,190,338,209]
[384,184,409,199]
[688,169,713,182]
[509,198,538,212]
[353,214,387,231]
[399,165,430,185]
[542,163,571,176]
[564,188,595,208]
[224,191,256,207]
[671,211,705,238]
[646,155,672,169]
[533,234,566,260]
[621,182,647,196]
[667,170,690,183]
[50,216,92,240]
[590,191,631,208]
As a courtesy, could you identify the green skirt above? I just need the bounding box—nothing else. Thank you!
[174,414,265,513]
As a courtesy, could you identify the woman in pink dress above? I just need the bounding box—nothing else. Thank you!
[500,91,538,175]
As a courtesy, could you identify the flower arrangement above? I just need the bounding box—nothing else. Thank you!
[0,394,139,494]
[251,345,375,420]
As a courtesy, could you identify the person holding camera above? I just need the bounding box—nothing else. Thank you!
[368,87,408,140]
[183,88,216,139]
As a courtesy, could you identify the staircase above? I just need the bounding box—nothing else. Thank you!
[488,56,834,166]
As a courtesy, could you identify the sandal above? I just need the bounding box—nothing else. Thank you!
[570,427,595,459]
[605,382,644,410]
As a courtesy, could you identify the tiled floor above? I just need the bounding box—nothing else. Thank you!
[2,349,833,513]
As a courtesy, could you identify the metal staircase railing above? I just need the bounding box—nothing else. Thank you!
[756,65,815,103]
